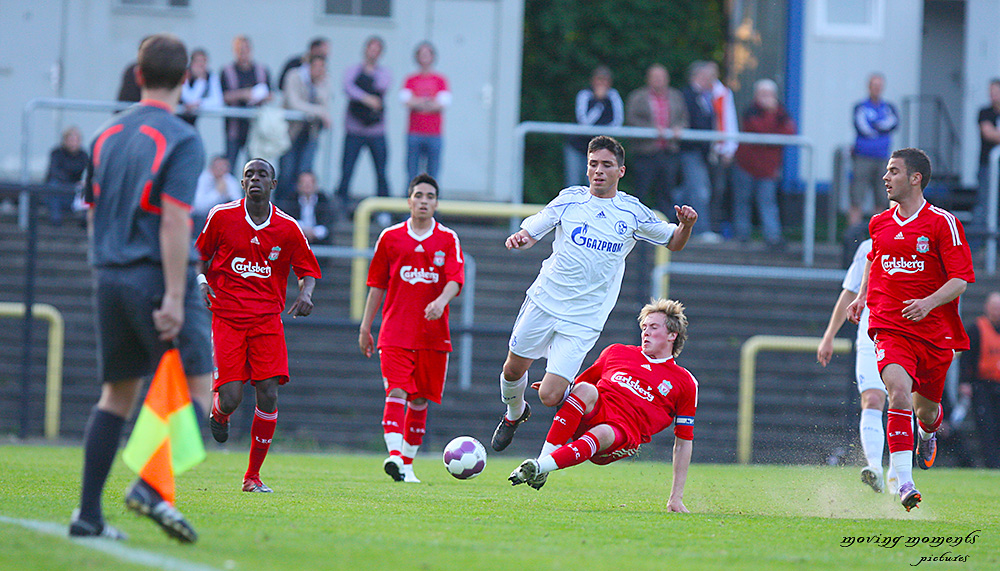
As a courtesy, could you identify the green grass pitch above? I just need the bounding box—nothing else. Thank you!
[1,444,997,570]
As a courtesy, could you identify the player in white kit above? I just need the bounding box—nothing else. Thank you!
[491,136,699,484]
[818,238,897,494]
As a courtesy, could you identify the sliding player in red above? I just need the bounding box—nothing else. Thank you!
[847,147,974,511]
[196,158,321,493]
[359,173,464,483]
[509,299,697,512]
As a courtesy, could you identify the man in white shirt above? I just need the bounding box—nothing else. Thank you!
[193,155,242,227]
[491,135,698,477]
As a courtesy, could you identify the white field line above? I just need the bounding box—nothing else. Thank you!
[0,514,223,571]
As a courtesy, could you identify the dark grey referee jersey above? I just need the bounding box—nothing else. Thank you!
[85,101,205,267]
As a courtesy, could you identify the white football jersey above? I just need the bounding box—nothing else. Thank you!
[520,186,676,329]
[843,238,873,350]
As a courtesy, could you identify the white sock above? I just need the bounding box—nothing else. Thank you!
[384,432,403,456]
[859,408,885,469]
[500,372,528,421]
[537,455,557,474]
[539,441,558,458]
[401,441,420,460]
[917,426,935,441]
[890,450,914,489]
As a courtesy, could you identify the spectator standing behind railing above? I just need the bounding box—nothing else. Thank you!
[707,62,739,238]
[974,79,1000,249]
[400,41,450,187]
[278,54,331,202]
[179,48,223,126]
[732,79,795,247]
[44,125,88,226]
[336,36,392,223]
[221,35,272,173]
[679,61,721,242]
[278,37,329,92]
[849,73,898,228]
[625,64,687,218]
[960,291,1000,468]
[563,66,623,188]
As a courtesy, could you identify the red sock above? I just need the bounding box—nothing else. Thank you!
[549,430,600,470]
[401,401,428,465]
[545,393,587,447]
[886,409,914,454]
[246,407,277,479]
[382,396,406,456]
[917,403,944,434]
[211,392,231,423]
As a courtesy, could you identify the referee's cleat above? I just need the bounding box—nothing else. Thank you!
[916,433,937,470]
[508,458,540,487]
[860,466,885,493]
[209,414,229,443]
[125,478,197,543]
[383,455,405,482]
[898,482,922,512]
[491,403,531,452]
[68,509,127,540]
[242,476,273,493]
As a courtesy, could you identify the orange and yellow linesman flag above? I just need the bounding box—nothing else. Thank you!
[122,348,205,504]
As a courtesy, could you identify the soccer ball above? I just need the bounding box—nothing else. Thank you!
[442,436,487,479]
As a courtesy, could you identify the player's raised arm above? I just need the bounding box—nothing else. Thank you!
[667,436,692,513]
[666,205,697,252]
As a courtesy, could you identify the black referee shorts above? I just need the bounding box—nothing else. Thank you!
[93,264,213,384]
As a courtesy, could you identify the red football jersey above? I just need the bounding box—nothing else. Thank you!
[866,201,974,350]
[197,199,322,327]
[367,219,464,351]
[576,344,698,441]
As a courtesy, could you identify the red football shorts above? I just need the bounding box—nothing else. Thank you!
[378,347,449,403]
[575,390,640,465]
[212,314,289,390]
[872,329,953,403]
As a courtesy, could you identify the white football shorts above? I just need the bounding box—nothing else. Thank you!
[508,297,601,382]
[855,340,886,395]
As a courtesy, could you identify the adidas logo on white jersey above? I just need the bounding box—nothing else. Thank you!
[415,244,425,252]
[251,236,260,245]
[894,232,904,240]
[596,211,607,219]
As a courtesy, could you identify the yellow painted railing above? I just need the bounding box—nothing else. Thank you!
[0,302,64,440]
[350,197,672,321]
[737,335,852,464]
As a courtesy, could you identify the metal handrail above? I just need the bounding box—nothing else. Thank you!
[0,302,64,440]
[738,335,852,464]
[349,196,674,320]
[651,262,846,300]
[19,97,325,229]
[512,122,818,265]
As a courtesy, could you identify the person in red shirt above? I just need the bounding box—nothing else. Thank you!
[359,173,465,483]
[847,147,975,511]
[400,42,450,185]
[196,158,322,493]
[732,79,796,246]
[508,299,698,511]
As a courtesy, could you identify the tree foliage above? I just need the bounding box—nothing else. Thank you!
[520,0,726,203]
